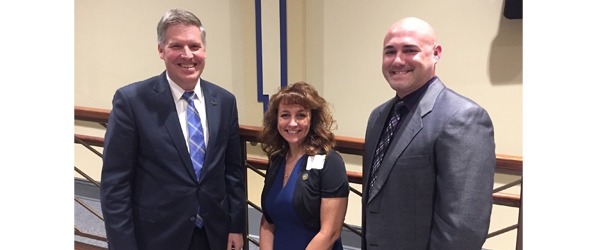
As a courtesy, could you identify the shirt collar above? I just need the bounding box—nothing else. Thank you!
[166,75,203,103]
[396,76,437,111]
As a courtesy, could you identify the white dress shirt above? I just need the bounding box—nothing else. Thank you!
[167,76,209,152]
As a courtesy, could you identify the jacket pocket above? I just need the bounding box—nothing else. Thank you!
[133,204,159,223]
[395,154,430,166]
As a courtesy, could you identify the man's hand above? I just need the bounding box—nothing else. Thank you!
[227,233,243,250]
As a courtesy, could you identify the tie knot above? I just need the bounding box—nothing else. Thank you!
[183,91,196,103]
[393,100,405,115]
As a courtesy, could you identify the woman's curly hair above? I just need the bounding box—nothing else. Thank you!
[258,82,337,158]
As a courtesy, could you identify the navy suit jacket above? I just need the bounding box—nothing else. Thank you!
[362,78,495,250]
[100,72,246,250]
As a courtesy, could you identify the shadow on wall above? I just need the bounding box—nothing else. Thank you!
[488,1,523,85]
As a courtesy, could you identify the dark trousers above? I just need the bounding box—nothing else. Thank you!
[188,226,211,250]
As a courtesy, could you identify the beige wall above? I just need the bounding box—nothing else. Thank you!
[306,2,522,249]
[75,1,521,249]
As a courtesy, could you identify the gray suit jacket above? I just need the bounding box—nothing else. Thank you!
[100,72,246,250]
[362,78,495,250]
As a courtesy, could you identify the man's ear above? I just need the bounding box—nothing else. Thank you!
[433,44,442,62]
[158,44,164,59]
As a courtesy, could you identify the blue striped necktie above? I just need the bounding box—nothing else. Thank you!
[369,100,405,196]
[182,91,206,228]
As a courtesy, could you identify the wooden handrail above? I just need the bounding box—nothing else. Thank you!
[75,134,104,147]
[496,153,523,175]
[76,132,520,206]
[239,124,262,140]
[74,105,523,186]
[492,192,521,207]
[237,123,523,174]
[75,106,110,123]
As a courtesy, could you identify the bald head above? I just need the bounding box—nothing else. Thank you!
[385,17,437,47]
[381,17,442,97]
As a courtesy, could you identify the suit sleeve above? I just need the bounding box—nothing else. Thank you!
[224,96,247,233]
[100,89,139,250]
[429,105,496,250]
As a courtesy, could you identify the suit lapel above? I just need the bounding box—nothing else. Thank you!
[198,79,221,183]
[363,100,393,199]
[367,104,392,163]
[153,72,197,180]
[368,78,446,203]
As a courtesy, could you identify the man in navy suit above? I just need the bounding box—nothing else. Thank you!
[362,17,496,250]
[100,9,246,250]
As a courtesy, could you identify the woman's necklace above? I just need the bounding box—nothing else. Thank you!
[284,151,304,179]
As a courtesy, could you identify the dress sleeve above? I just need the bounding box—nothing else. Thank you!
[261,155,280,224]
[319,151,349,198]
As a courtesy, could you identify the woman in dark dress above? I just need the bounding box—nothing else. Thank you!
[258,82,349,250]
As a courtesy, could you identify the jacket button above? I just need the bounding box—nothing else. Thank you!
[190,217,195,221]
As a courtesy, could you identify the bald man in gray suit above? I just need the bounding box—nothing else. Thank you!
[362,17,496,250]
